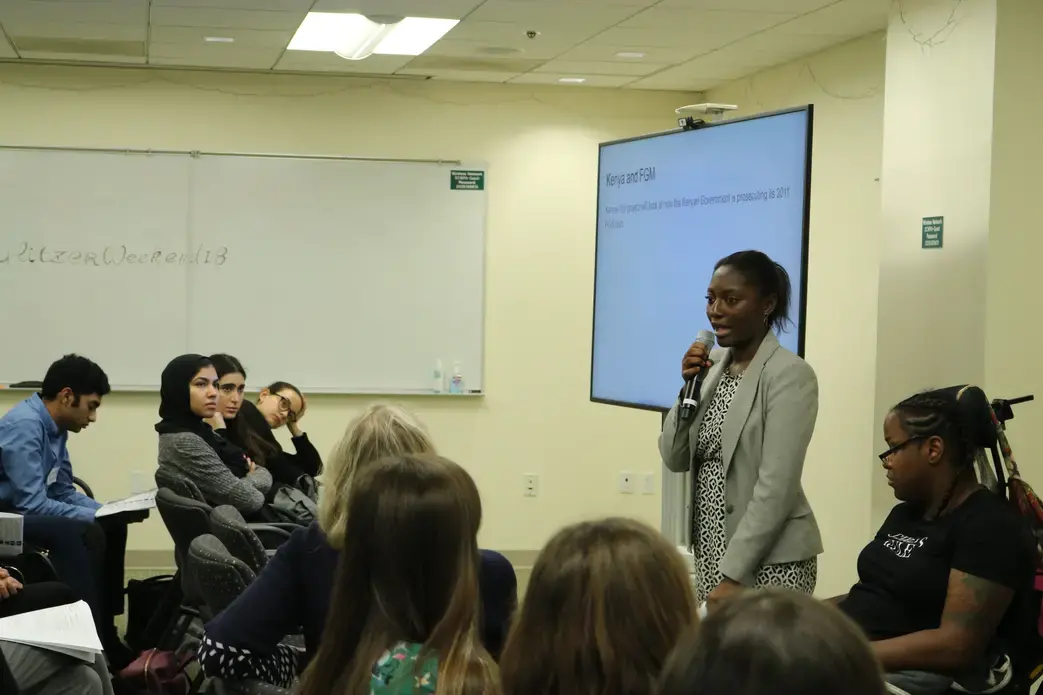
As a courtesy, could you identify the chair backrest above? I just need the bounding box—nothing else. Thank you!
[934,385,1003,492]
[156,466,206,503]
[210,505,268,574]
[156,487,213,571]
[184,534,256,617]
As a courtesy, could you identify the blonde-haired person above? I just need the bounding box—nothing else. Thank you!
[319,403,436,549]
[299,453,500,695]
[500,518,697,695]
[658,589,886,695]
[198,404,517,689]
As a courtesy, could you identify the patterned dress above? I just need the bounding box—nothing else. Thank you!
[371,642,438,695]
[692,370,817,603]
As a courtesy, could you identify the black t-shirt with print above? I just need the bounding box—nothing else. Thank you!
[839,489,1034,641]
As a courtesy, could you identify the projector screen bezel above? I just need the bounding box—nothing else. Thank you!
[589,104,814,413]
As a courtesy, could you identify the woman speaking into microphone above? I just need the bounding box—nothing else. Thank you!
[659,250,822,610]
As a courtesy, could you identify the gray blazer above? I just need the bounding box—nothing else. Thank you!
[659,332,823,586]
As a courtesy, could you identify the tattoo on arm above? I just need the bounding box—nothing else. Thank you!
[941,570,1014,638]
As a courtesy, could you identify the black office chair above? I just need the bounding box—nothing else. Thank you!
[183,535,255,619]
[209,506,283,575]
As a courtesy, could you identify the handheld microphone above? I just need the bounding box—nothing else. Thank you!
[680,329,716,419]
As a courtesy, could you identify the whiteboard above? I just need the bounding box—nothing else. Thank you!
[0,148,486,393]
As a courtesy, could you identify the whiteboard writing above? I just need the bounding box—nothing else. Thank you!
[0,243,229,267]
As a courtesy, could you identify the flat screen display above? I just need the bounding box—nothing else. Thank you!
[590,107,813,411]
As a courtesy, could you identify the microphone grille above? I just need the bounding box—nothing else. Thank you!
[696,329,716,349]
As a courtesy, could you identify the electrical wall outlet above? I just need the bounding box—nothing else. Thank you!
[619,471,635,494]
[523,474,539,497]
[642,472,656,495]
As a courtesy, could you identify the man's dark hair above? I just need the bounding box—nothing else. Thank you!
[40,354,111,401]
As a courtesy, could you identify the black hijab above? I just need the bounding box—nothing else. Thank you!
[156,354,249,478]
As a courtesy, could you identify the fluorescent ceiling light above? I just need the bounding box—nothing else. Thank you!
[558,77,586,83]
[287,12,458,60]
[204,36,235,43]
[615,51,645,59]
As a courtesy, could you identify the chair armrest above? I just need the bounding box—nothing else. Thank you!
[246,524,292,550]
[72,476,94,500]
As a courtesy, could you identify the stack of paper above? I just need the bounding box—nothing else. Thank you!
[0,513,22,558]
[96,489,157,518]
[0,600,102,663]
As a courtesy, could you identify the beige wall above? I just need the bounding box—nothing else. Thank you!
[986,0,1043,481]
[0,63,696,556]
[707,33,886,595]
[872,0,999,528]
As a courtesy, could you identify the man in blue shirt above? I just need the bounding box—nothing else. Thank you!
[0,354,131,665]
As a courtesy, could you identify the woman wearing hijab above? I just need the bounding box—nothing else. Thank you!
[155,354,273,516]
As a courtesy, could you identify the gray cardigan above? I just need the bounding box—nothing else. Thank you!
[157,432,273,515]
[659,332,823,586]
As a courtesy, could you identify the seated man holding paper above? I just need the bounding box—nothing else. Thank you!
[0,355,131,664]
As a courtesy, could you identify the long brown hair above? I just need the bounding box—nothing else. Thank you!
[298,454,499,695]
[658,589,885,695]
[500,517,697,695]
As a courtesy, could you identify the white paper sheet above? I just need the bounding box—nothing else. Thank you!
[95,489,157,518]
[0,600,102,663]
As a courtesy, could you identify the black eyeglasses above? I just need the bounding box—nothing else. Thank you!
[275,394,302,423]
[878,436,924,463]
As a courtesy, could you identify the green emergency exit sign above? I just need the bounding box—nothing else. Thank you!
[922,216,943,249]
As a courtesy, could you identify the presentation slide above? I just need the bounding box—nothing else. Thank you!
[591,108,812,411]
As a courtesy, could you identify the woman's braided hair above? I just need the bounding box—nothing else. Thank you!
[892,390,977,517]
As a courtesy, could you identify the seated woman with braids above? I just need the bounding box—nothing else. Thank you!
[834,389,1035,695]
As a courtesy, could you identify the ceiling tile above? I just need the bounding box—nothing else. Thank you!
[395,68,520,82]
[427,31,579,59]
[5,22,146,42]
[656,0,834,11]
[149,26,293,48]
[509,73,636,87]
[729,30,846,63]
[622,47,772,90]
[493,0,657,6]
[148,43,284,69]
[149,6,306,31]
[0,1,147,26]
[310,0,485,18]
[151,0,313,9]
[777,0,889,36]
[534,59,668,77]
[274,52,414,73]
[16,51,146,65]
[426,34,572,60]
[467,0,643,26]
[447,20,594,48]
[617,7,797,36]
[626,74,723,91]
[404,53,543,72]
[554,42,704,64]
[586,6,798,54]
